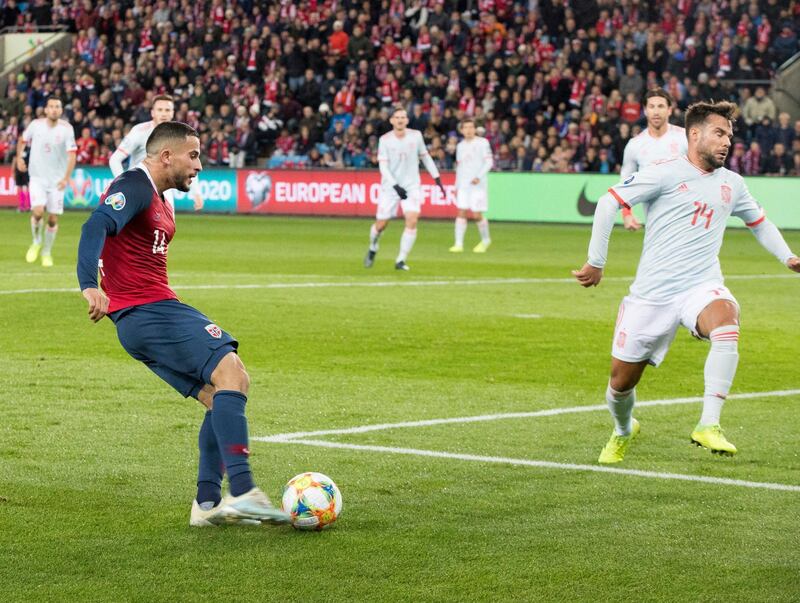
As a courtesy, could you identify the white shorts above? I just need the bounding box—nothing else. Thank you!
[29,177,65,215]
[455,186,488,213]
[376,185,421,220]
[612,281,739,367]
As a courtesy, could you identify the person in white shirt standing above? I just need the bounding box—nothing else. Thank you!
[109,95,203,212]
[619,88,687,231]
[364,106,445,271]
[18,97,77,267]
[450,118,494,253]
[573,100,800,463]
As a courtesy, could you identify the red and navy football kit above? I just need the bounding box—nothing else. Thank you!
[77,166,237,398]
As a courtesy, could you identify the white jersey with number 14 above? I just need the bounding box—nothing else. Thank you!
[608,156,765,301]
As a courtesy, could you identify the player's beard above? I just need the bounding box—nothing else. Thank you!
[699,140,727,170]
[173,172,192,192]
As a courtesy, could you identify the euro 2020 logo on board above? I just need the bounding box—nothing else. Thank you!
[245,172,272,207]
[65,168,96,208]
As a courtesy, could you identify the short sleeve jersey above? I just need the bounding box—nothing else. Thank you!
[456,137,493,191]
[620,125,688,179]
[377,129,429,189]
[95,166,177,313]
[22,118,77,184]
[115,121,155,172]
[608,156,765,301]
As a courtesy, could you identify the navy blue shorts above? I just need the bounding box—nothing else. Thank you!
[112,299,238,399]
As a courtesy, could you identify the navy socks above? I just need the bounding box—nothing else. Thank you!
[196,410,222,506]
[211,390,255,497]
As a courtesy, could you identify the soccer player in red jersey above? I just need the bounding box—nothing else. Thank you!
[77,122,289,527]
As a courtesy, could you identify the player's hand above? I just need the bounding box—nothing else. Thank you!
[471,177,480,185]
[393,184,407,200]
[623,213,642,231]
[193,196,204,211]
[56,178,68,191]
[434,177,446,196]
[82,287,109,322]
[572,263,603,287]
[786,256,800,273]
[16,158,27,172]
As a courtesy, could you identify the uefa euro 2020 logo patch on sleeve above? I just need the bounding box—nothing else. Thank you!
[104,192,127,211]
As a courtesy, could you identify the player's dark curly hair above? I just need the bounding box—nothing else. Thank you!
[685,101,738,132]
[145,121,199,155]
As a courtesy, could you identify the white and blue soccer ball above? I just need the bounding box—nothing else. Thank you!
[281,472,342,530]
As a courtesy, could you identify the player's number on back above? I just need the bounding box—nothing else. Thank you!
[691,202,714,230]
[152,229,167,255]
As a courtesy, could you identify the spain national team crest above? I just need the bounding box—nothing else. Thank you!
[205,323,222,339]
[720,184,732,204]
[104,192,126,211]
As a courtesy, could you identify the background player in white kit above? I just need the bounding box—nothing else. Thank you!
[18,97,77,267]
[109,94,203,211]
[364,107,445,271]
[450,118,494,253]
[573,101,800,463]
[619,88,687,231]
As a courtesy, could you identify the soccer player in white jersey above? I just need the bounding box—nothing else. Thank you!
[18,97,77,267]
[450,118,494,253]
[573,101,800,463]
[364,106,445,271]
[109,95,202,210]
[619,88,688,231]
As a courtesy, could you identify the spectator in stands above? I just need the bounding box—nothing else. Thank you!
[2,0,20,29]
[0,0,792,177]
[743,87,777,127]
[763,143,792,176]
[775,112,795,149]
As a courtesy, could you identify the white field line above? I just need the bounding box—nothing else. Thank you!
[0,273,796,296]
[253,389,800,442]
[253,389,800,493]
[513,313,542,319]
[278,439,800,493]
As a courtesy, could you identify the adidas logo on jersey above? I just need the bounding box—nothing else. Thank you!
[678,183,689,192]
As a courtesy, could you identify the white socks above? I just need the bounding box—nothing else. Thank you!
[369,224,381,252]
[31,215,43,245]
[43,224,58,255]
[477,218,490,243]
[396,227,417,263]
[454,217,467,246]
[606,384,635,436]
[700,325,739,426]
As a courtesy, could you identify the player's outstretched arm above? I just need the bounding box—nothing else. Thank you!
[746,218,799,272]
[574,193,618,287]
[108,148,127,177]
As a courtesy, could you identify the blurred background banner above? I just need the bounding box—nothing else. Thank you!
[1,166,797,227]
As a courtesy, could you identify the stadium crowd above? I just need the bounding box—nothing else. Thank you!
[0,0,799,175]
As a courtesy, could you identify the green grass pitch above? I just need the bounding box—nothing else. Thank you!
[1,210,798,602]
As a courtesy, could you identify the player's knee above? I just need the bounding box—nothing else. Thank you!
[47,216,58,227]
[211,351,250,394]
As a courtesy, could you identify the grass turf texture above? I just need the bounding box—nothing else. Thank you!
[1,210,798,602]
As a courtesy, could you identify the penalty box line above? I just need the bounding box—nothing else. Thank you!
[253,389,800,493]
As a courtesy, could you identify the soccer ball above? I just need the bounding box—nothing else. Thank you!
[281,472,342,530]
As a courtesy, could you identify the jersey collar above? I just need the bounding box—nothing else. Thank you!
[136,164,162,196]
